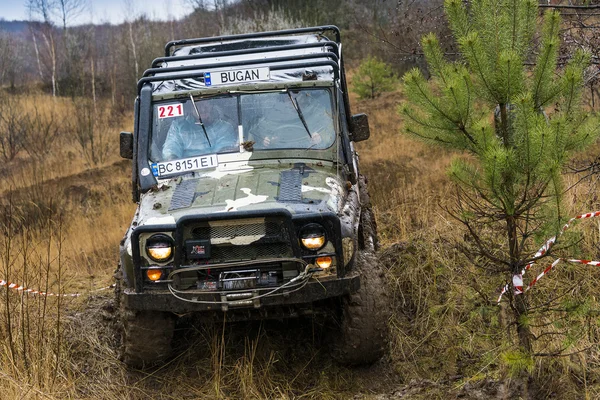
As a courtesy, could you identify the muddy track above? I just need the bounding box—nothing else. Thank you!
[62,250,511,400]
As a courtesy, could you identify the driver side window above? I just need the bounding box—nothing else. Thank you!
[242,92,318,150]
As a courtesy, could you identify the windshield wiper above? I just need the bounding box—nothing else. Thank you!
[287,91,312,139]
[189,93,211,147]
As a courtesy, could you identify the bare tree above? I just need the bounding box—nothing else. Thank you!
[89,26,97,110]
[214,0,228,33]
[22,106,61,161]
[29,27,44,80]
[56,0,89,95]
[71,98,110,166]
[124,0,140,78]
[184,0,210,11]
[546,0,600,110]
[28,0,59,97]
[0,97,29,162]
[0,33,25,90]
[54,0,88,31]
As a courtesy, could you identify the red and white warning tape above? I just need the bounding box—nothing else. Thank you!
[0,279,115,298]
[497,211,600,303]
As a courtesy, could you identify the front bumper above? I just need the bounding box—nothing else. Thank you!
[122,274,359,313]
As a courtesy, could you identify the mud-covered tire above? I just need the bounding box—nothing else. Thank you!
[332,177,389,365]
[358,206,379,252]
[332,250,389,365]
[115,273,175,368]
[357,175,379,252]
[119,307,175,368]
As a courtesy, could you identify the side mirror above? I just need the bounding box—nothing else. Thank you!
[350,113,370,142]
[120,131,134,159]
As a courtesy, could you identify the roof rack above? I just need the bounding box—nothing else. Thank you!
[138,25,352,127]
[140,33,342,93]
[137,60,339,93]
[151,41,339,68]
[164,25,341,57]
[142,52,339,78]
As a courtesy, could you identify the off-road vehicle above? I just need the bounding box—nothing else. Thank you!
[118,25,388,367]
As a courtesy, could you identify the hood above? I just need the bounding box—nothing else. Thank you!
[136,162,347,226]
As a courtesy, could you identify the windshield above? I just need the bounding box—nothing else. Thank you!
[150,88,335,163]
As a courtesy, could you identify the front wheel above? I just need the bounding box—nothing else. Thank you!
[119,307,175,368]
[332,251,389,365]
[116,275,175,368]
[332,205,389,365]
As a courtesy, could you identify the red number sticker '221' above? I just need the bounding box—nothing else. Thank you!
[157,104,184,119]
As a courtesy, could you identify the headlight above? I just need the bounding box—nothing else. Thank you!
[300,223,327,250]
[146,234,174,262]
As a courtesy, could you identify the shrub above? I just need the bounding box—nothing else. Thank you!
[352,56,397,99]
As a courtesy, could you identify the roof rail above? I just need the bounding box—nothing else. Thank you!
[137,60,340,93]
[152,41,339,68]
[164,25,341,57]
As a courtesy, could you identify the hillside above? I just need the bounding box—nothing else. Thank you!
[0,88,475,399]
[0,80,598,397]
[0,19,29,35]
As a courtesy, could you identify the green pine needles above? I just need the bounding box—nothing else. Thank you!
[402,0,597,262]
[352,56,397,100]
[400,0,599,373]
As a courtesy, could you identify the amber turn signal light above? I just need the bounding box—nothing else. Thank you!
[146,269,162,281]
[315,256,333,269]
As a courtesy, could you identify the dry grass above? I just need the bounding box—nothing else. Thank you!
[353,85,600,397]
[0,93,132,193]
[353,90,455,245]
[0,92,373,399]
[0,85,599,398]
[0,93,138,398]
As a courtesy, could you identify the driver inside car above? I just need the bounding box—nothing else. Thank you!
[162,100,238,161]
[247,90,335,150]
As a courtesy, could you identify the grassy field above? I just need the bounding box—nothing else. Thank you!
[0,86,599,399]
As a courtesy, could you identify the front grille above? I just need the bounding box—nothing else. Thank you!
[183,217,293,264]
[210,242,292,262]
[192,220,281,240]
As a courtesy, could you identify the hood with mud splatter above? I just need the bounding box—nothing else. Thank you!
[136,163,348,226]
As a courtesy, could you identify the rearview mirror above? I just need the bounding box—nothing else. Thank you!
[350,113,370,142]
[120,131,133,159]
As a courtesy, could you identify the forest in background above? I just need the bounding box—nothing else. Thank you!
[2,0,600,110]
[0,0,454,110]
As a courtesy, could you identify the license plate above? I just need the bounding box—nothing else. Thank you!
[151,154,217,177]
[205,67,270,86]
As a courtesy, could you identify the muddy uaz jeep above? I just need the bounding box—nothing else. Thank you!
[118,26,388,367]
